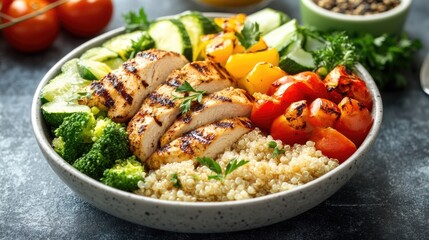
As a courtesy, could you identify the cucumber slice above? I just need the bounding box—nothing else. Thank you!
[42,101,91,127]
[81,47,118,62]
[149,19,193,60]
[102,31,145,60]
[263,19,298,51]
[304,35,325,52]
[77,59,111,80]
[104,57,124,70]
[180,12,219,60]
[279,47,315,74]
[40,74,91,103]
[247,8,290,35]
[61,59,80,75]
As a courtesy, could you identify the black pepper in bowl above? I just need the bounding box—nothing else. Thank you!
[313,0,401,15]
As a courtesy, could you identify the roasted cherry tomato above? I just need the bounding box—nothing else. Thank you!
[267,75,295,96]
[270,100,312,145]
[2,0,60,52]
[335,97,373,146]
[308,98,341,128]
[293,72,329,101]
[310,127,357,163]
[250,94,284,132]
[272,81,306,110]
[324,65,373,110]
[57,0,113,37]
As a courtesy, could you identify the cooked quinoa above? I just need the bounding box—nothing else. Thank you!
[135,129,339,202]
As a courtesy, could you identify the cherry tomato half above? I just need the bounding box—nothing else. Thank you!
[267,75,295,96]
[308,98,341,128]
[272,81,306,110]
[310,127,357,163]
[270,100,312,145]
[57,0,113,37]
[2,0,60,52]
[335,97,373,146]
[293,72,329,101]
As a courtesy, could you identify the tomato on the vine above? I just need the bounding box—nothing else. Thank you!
[2,0,60,52]
[56,0,113,37]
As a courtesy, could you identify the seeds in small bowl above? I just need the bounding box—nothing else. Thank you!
[313,0,401,15]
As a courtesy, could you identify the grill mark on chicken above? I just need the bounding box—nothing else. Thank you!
[123,62,137,73]
[214,121,235,129]
[181,114,193,123]
[165,75,184,88]
[91,81,115,107]
[106,73,133,104]
[138,51,160,61]
[239,118,254,129]
[189,62,209,74]
[179,138,193,154]
[211,94,232,102]
[148,92,175,108]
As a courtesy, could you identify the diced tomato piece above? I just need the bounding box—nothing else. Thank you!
[308,98,341,128]
[335,97,374,146]
[310,127,357,163]
[250,94,284,132]
[270,100,312,145]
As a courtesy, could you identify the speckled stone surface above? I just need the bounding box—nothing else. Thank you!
[1,0,428,239]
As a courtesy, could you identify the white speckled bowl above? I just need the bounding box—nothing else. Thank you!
[31,13,383,233]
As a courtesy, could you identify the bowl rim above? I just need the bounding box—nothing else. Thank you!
[301,0,412,21]
[31,12,383,208]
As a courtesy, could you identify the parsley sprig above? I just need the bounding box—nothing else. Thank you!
[235,22,262,50]
[173,81,206,114]
[170,173,182,189]
[268,141,285,158]
[123,8,151,32]
[197,157,249,181]
[127,32,155,59]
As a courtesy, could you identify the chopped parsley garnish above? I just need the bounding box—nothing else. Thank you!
[170,173,182,189]
[235,22,262,50]
[123,8,151,32]
[173,81,206,114]
[197,157,249,181]
[268,141,285,158]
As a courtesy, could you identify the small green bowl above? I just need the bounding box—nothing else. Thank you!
[300,0,412,35]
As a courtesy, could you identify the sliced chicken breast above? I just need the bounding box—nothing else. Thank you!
[159,87,254,147]
[83,49,188,122]
[146,117,254,169]
[127,60,234,162]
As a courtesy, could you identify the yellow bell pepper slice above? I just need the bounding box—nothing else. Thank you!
[238,62,287,94]
[246,38,268,53]
[205,37,234,66]
[214,14,246,32]
[225,48,279,80]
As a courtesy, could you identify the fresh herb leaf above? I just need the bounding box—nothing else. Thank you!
[197,156,222,174]
[197,157,248,181]
[224,158,249,177]
[235,22,262,49]
[127,32,155,59]
[268,141,285,158]
[123,8,151,32]
[170,173,182,189]
[173,81,206,114]
[311,31,358,74]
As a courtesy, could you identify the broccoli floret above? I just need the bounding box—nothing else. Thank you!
[53,112,95,163]
[72,119,130,179]
[101,155,145,192]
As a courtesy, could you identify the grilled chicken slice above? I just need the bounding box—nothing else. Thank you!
[159,87,254,147]
[83,49,188,122]
[127,60,234,162]
[146,117,254,169]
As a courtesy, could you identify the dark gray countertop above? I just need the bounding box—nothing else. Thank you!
[1,0,428,239]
